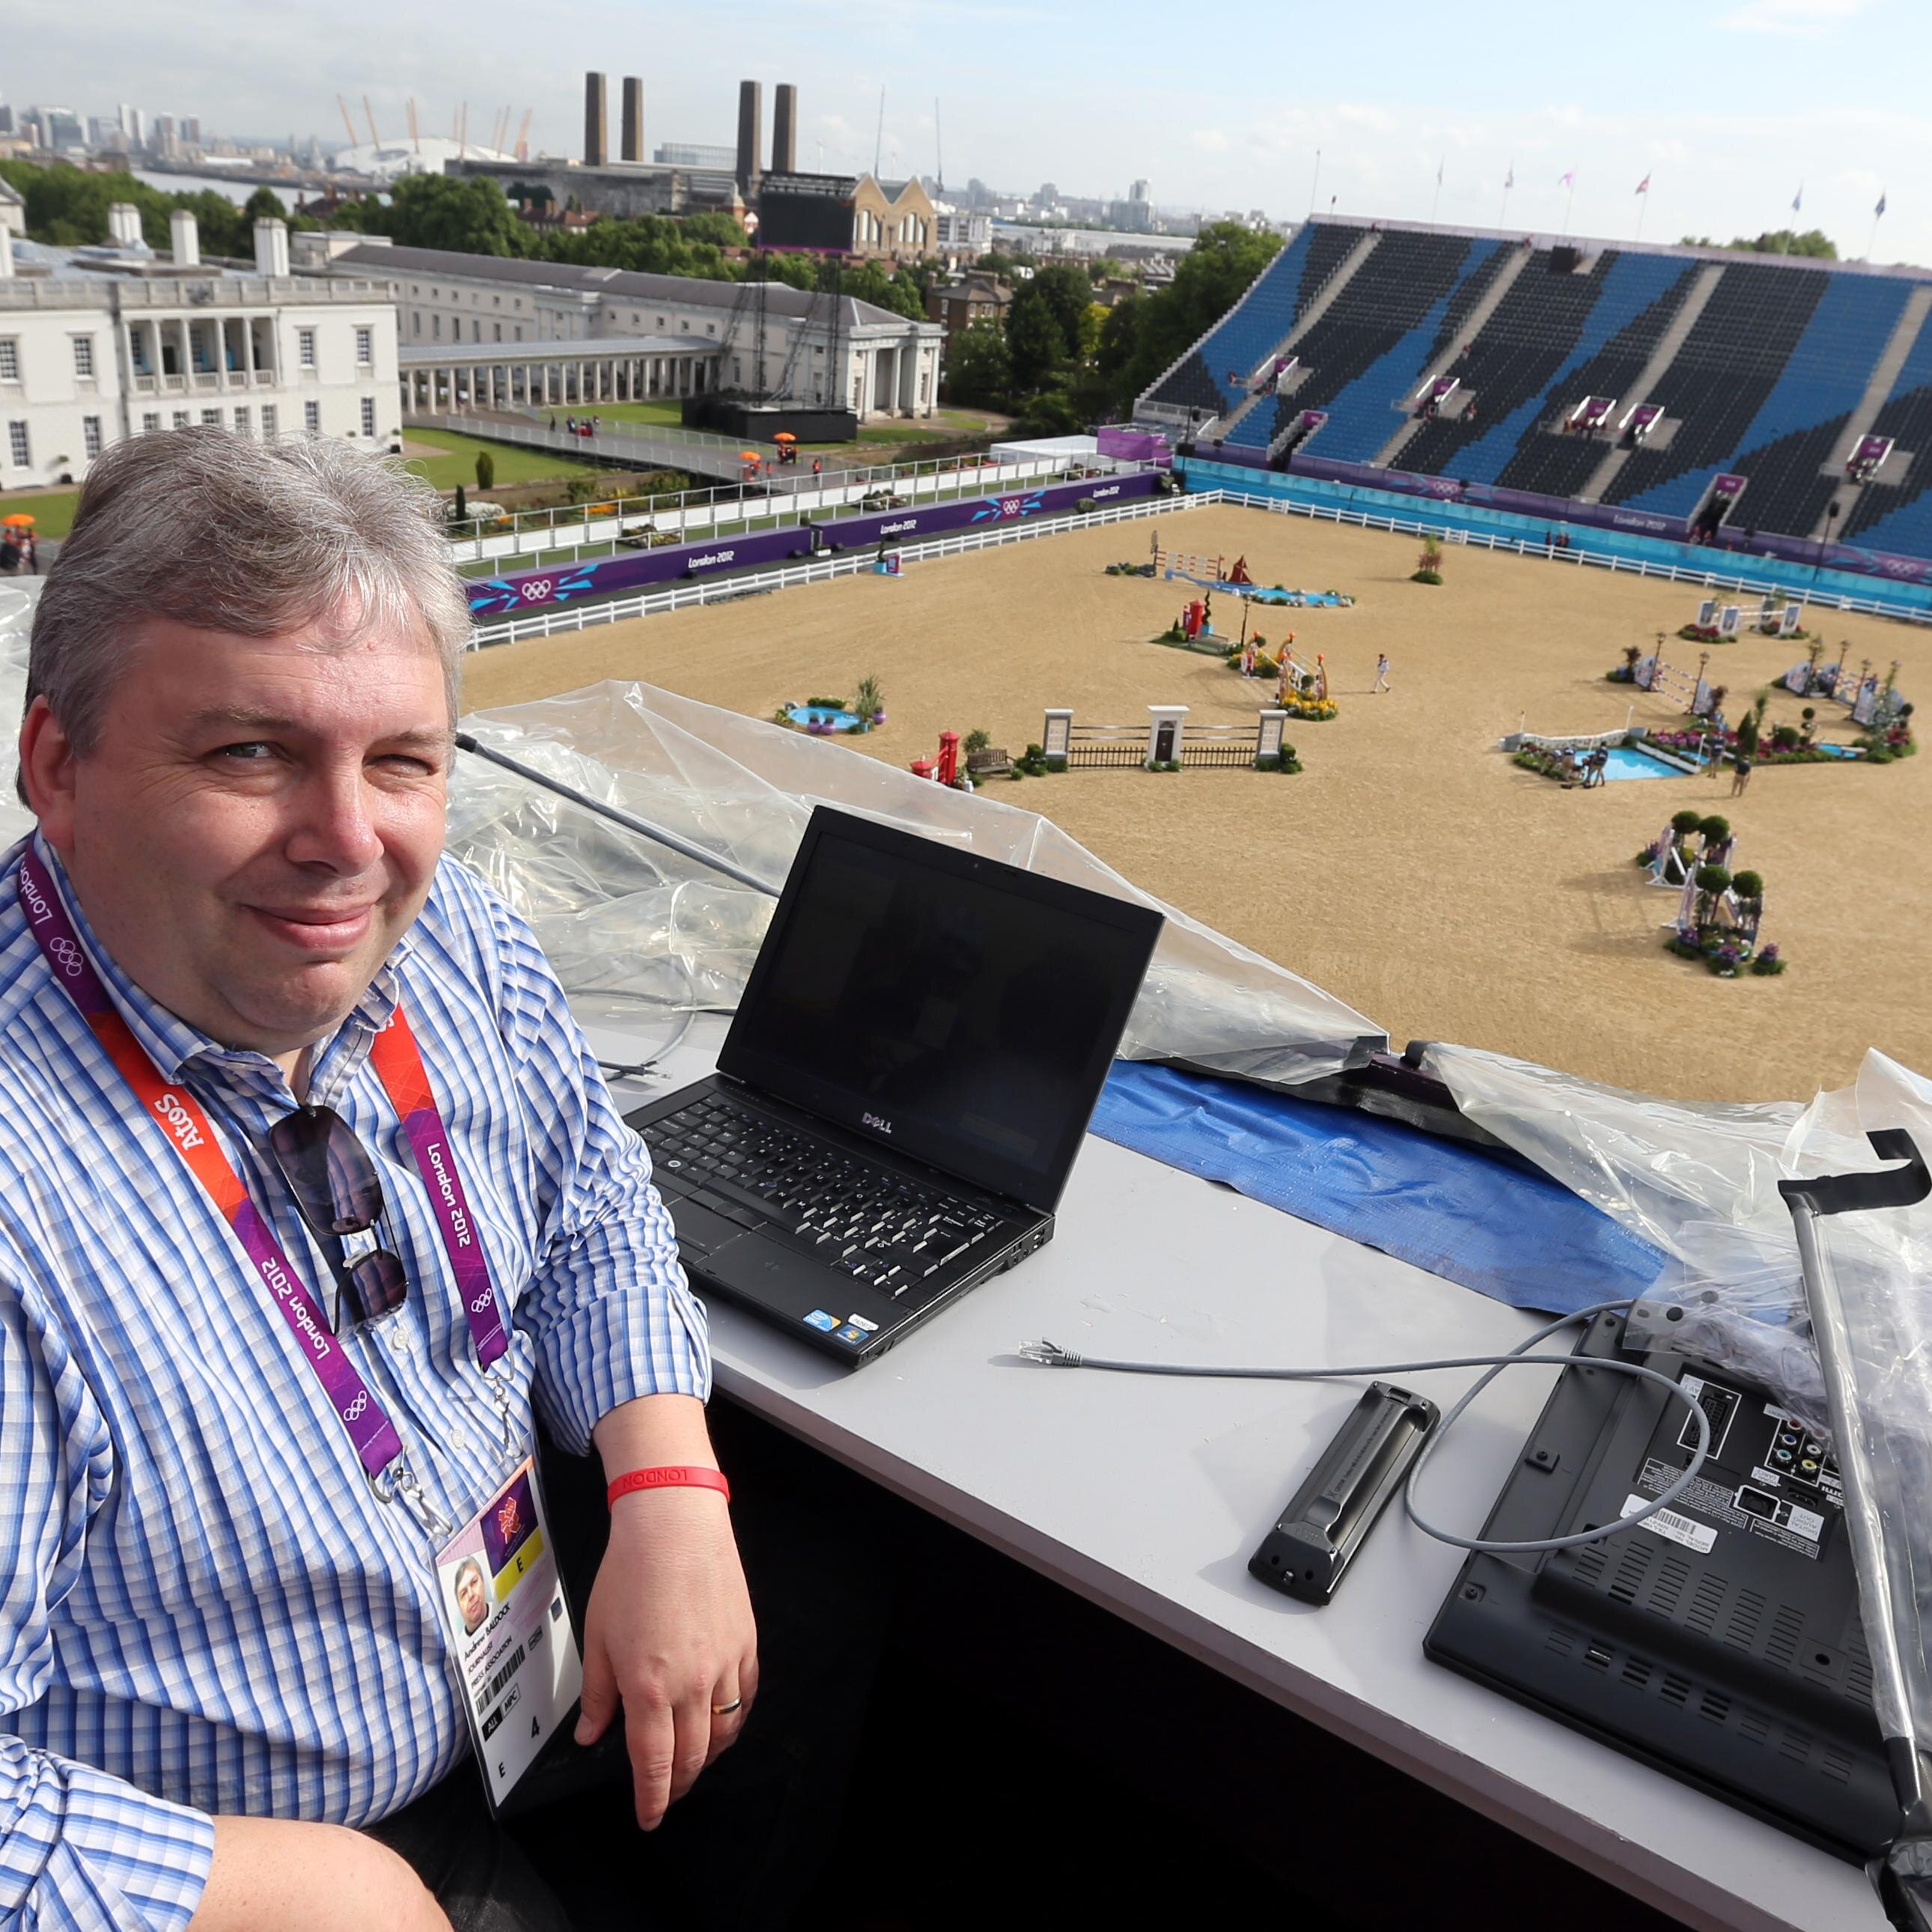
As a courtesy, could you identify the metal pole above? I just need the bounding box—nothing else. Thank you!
[453,733,784,897]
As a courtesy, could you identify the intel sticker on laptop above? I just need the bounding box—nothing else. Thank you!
[803,1310,838,1332]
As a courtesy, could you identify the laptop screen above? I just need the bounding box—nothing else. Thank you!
[718,809,1162,1210]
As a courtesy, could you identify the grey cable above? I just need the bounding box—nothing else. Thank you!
[1019,1300,1712,1556]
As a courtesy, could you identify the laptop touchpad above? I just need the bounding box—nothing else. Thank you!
[667,1199,746,1255]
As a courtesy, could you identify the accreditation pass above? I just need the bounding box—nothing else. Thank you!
[435,1455,582,1811]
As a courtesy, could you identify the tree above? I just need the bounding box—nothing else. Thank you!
[1680,229,1837,259]
[1031,263,1098,361]
[373,174,529,257]
[1009,386,1085,438]
[944,320,1011,408]
[1118,221,1284,400]
[475,451,495,490]
[1005,284,1070,394]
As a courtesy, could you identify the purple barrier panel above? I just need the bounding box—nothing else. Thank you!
[1853,434,1895,469]
[467,525,816,616]
[819,470,1160,551]
[1282,452,1692,538]
[1713,473,1749,498]
[1098,426,1171,465]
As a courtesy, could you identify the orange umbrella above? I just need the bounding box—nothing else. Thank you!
[740,450,762,460]
[773,432,796,443]
[2,514,34,528]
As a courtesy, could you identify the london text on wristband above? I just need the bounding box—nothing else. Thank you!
[606,1466,732,1508]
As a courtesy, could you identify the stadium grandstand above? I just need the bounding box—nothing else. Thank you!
[1136,215,1932,579]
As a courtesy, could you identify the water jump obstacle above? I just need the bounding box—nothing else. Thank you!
[1149,534,1354,608]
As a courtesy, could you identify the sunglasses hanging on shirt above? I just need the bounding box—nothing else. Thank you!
[267,1106,409,1332]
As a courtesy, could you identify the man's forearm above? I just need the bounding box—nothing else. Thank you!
[590,1392,719,1484]
[189,1817,451,1932]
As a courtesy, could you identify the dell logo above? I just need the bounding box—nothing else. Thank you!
[862,1112,893,1136]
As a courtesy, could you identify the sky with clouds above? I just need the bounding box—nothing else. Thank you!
[12,0,1928,263]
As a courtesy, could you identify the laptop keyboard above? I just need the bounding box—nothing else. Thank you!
[644,1093,1005,1308]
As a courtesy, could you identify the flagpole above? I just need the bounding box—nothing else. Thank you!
[1308,147,1320,219]
[1563,177,1576,239]
[1636,187,1648,243]
[1430,156,1444,226]
[1868,195,1886,260]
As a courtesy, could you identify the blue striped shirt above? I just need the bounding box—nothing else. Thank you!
[0,835,709,1931]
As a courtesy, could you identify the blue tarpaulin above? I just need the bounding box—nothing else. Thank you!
[1091,1061,1666,1314]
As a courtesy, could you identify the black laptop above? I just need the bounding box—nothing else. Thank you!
[1426,1308,1898,1860]
[625,807,1163,1364]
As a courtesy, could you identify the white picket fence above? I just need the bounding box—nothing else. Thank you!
[467,491,1181,649]
[466,481,1932,653]
[1198,486,1932,626]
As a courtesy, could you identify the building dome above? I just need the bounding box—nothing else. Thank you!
[332,136,516,184]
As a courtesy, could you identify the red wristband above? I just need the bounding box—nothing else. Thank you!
[606,1465,731,1508]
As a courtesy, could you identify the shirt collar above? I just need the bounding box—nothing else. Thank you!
[32,831,415,1088]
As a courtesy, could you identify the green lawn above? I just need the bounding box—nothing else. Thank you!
[571,400,689,430]
[399,429,599,493]
[0,490,81,538]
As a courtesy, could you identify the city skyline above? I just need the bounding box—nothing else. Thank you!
[7,0,1928,261]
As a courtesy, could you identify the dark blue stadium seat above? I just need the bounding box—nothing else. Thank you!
[1604,265,1909,525]
[1234,234,1497,454]
[1841,320,1932,555]
[1143,223,1326,420]
[1398,252,1685,484]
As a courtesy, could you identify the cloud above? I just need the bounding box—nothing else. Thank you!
[1719,0,1871,34]
[1191,129,1230,154]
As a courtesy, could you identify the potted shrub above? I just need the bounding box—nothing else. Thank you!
[1412,535,1445,585]
[853,674,886,728]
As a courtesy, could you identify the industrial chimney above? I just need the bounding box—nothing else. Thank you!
[169,210,201,267]
[736,79,763,195]
[620,78,642,164]
[254,218,290,279]
[772,84,796,174]
[584,72,609,167]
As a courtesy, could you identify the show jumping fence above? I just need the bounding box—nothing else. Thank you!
[1044,705,1290,771]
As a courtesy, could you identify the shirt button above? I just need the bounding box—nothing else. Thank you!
[448,1427,469,1453]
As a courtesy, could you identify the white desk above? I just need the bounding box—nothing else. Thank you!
[583,1008,1881,1932]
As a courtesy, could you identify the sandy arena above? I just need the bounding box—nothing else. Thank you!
[460,504,1931,1103]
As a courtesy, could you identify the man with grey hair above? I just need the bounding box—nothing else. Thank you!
[0,429,755,1930]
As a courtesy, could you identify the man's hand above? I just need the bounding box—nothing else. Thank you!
[190,1816,451,1931]
[579,1395,758,1830]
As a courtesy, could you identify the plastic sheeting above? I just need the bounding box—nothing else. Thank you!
[451,680,1385,1085]
[1091,1061,1666,1313]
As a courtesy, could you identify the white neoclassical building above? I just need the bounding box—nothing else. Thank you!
[297,236,944,421]
[0,211,397,493]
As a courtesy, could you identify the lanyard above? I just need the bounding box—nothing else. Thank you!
[18,847,508,1486]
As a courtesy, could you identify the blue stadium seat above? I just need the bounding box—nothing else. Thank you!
[1399,252,1692,490]
[1231,234,1501,454]
[1606,265,1910,527]
[1841,320,1932,555]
